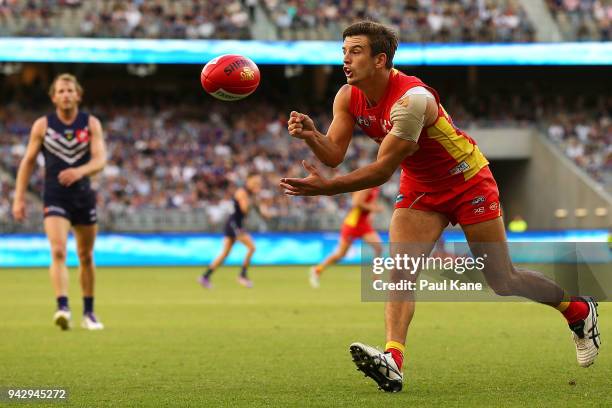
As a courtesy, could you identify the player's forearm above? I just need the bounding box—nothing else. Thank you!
[329,162,392,195]
[304,131,344,168]
[14,159,36,200]
[77,156,106,177]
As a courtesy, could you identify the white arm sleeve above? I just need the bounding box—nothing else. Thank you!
[388,93,428,143]
[402,86,436,100]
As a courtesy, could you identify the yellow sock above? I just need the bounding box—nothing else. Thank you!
[555,293,571,312]
[385,341,405,354]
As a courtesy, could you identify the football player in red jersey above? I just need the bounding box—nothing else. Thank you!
[281,21,599,392]
[309,187,383,288]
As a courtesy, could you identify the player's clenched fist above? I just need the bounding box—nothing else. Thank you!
[287,111,317,139]
[12,199,26,221]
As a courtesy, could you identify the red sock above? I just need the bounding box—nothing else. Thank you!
[561,297,589,324]
[386,348,404,371]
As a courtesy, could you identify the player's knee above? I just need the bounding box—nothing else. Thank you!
[248,244,256,254]
[388,267,411,283]
[78,250,94,267]
[50,245,67,262]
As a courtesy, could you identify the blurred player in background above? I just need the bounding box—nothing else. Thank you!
[281,21,600,392]
[12,73,107,331]
[309,187,383,288]
[199,174,269,288]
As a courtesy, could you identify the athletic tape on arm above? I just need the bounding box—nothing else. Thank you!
[388,93,428,143]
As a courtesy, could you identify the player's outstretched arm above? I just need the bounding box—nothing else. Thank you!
[281,136,417,196]
[58,115,107,187]
[12,117,46,221]
[281,94,429,196]
[287,85,354,168]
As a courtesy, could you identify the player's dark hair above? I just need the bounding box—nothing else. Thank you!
[342,21,398,69]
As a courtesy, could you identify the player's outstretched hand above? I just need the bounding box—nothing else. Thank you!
[287,111,316,140]
[12,199,26,221]
[58,168,84,187]
[280,160,335,196]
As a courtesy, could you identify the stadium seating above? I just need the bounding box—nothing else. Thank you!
[0,102,369,231]
[547,112,612,185]
[263,0,536,43]
[0,0,253,39]
[1,0,607,42]
[1,95,609,232]
[546,0,611,41]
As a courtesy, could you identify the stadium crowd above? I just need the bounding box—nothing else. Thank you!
[0,178,11,221]
[546,0,611,41]
[0,102,366,230]
[1,93,609,231]
[264,0,536,43]
[1,0,609,43]
[547,111,612,185]
[0,0,253,39]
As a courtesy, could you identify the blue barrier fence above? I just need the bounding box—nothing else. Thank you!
[0,230,608,268]
[0,39,611,65]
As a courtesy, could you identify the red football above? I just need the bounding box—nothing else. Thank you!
[200,54,260,101]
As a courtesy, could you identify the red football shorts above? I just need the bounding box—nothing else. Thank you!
[340,220,376,240]
[395,166,502,226]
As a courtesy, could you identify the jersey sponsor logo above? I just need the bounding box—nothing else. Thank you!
[471,195,485,206]
[449,161,470,175]
[356,116,371,127]
[489,202,499,211]
[473,206,485,215]
[395,194,404,204]
[49,129,61,140]
[76,129,89,143]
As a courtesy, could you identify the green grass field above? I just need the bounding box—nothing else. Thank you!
[0,266,609,407]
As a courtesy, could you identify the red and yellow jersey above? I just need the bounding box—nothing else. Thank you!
[348,69,489,192]
[343,187,380,228]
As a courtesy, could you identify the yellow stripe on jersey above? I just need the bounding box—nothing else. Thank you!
[425,107,489,181]
[343,207,362,227]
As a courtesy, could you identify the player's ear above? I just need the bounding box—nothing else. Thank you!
[374,53,387,69]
